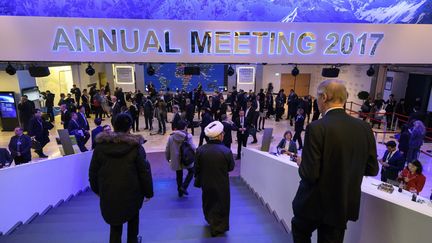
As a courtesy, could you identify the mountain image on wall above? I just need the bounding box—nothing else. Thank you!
[1,0,431,24]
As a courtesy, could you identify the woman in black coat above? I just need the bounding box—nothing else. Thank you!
[89,114,153,243]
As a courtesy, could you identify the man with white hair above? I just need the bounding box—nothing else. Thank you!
[292,80,379,243]
[195,121,235,237]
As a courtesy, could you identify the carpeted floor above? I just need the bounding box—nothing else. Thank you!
[147,152,241,179]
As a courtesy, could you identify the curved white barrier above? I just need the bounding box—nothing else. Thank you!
[0,151,93,234]
[241,148,432,243]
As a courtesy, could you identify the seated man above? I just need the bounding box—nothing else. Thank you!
[0,147,13,168]
[379,140,405,184]
[68,112,88,152]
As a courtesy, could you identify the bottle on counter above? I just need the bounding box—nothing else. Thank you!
[398,182,403,193]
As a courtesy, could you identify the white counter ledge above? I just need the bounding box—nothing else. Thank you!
[241,148,432,243]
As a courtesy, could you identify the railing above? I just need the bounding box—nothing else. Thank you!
[345,105,432,158]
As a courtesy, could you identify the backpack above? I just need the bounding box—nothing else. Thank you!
[180,133,195,166]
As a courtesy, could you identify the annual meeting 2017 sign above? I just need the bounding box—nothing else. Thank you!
[52,28,384,57]
[0,16,431,64]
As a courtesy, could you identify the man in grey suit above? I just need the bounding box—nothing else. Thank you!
[292,80,379,243]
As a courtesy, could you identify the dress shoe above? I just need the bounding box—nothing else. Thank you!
[179,187,189,195]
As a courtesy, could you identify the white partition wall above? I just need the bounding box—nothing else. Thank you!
[241,148,432,243]
[0,151,93,234]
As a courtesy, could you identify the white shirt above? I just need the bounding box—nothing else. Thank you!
[324,107,344,116]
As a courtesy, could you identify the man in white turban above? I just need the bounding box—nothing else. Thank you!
[195,121,236,236]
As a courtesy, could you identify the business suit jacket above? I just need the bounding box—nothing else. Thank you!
[28,117,51,146]
[0,148,13,166]
[244,107,256,127]
[111,102,122,124]
[77,112,90,131]
[222,121,237,145]
[185,103,195,122]
[172,113,181,131]
[292,109,379,228]
[68,119,82,136]
[234,116,251,138]
[8,134,32,161]
[380,150,405,181]
[276,139,297,154]
[61,110,71,129]
[91,126,104,150]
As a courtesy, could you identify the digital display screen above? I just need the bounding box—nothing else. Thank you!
[0,92,17,118]
[22,87,40,101]
[144,63,225,92]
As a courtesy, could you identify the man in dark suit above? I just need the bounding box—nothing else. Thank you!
[199,108,213,146]
[171,105,181,131]
[45,90,55,122]
[71,84,81,105]
[77,105,90,145]
[111,96,122,126]
[60,104,71,130]
[244,101,257,144]
[8,127,32,165]
[185,98,195,135]
[292,80,379,243]
[379,140,405,183]
[68,112,88,152]
[91,118,103,150]
[18,95,35,132]
[28,109,52,158]
[221,114,237,149]
[65,93,76,112]
[143,96,153,130]
[234,110,249,160]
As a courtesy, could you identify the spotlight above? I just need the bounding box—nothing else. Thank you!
[86,63,95,76]
[367,65,375,77]
[6,63,16,75]
[147,64,155,76]
[227,65,235,76]
[291,65,299,76]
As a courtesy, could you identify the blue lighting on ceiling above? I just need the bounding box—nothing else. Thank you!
[1,0,431,24]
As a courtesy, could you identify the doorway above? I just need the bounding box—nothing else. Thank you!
[280,73,311,97]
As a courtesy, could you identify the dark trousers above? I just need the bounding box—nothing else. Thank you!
[110,213,139,243]
[291,216,346,243]
[237,134,248,158]
[75,135,88,152]
[258,117,265,130]
[176,168,194,191]
[47,106,55,122]
[293,130,303,149]
[199,130,209,146]
[13,156,30,165]
[144,114,152,129]
[132,117,139,132]
[187,119,194,135]
[386,114,393,129]
[95,107,103,119]
[83,103,91,118]
[158,119,166,133]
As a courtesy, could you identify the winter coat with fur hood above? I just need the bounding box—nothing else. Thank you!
[89,132,153,225]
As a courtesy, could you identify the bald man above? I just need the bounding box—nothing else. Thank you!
[292,80,379,243]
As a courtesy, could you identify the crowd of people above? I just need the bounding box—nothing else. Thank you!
[1,79,431,243]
